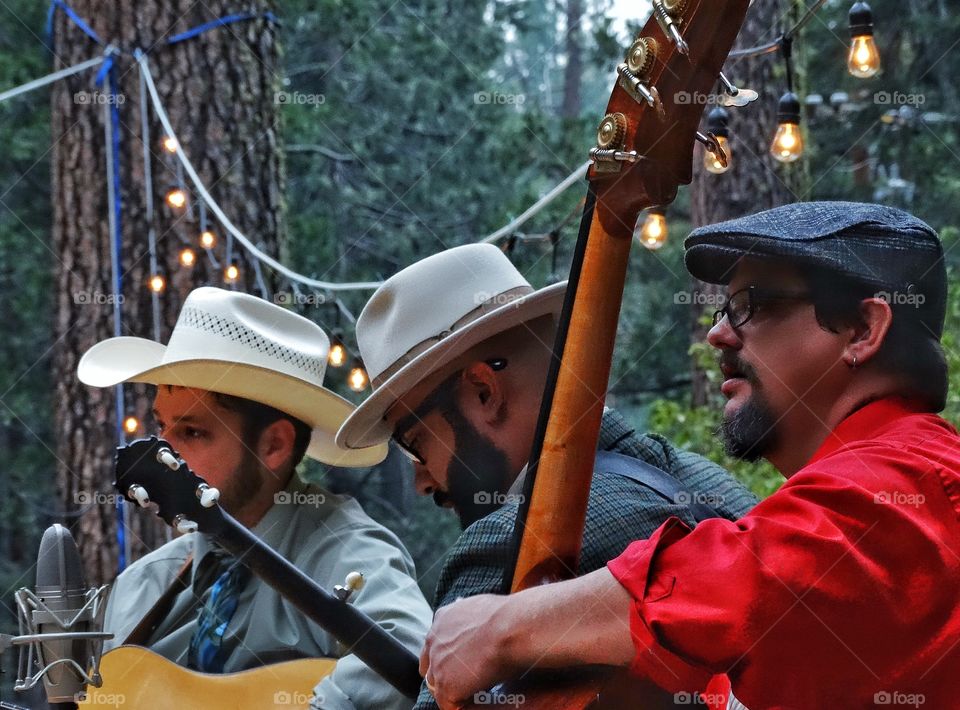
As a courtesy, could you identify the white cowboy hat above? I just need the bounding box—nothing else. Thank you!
[336,244,566,450]
[77,287,387,468]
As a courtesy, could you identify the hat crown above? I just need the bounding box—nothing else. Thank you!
[165,287,330,386]
[357,244,531,382]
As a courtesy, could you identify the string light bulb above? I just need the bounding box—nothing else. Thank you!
[224,264,240,283]
[161,136,178,153]
[704,107,732,175]
[348,360,369,392]
[179,248,196,267]
[328,336,347,368]
[165,187,187,209]
[149,274,166,293]
[637,207,668,250]
[770,92,804,163]
[848,2,880,79]
[200,230,217,249]
[123,416,139,435]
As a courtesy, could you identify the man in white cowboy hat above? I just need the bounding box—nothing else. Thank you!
[336,244,758,708]
[78,286,431,710]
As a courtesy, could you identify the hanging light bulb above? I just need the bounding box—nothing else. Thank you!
[200,230,217,249]
[224,264,240,283]
[161,136,178,153]
[328,336,347,368]
[770,92,804,163]
[179,248,196,267]
[149,274,166,293]
[704,107,732,175]
[123,416,140,435]
[636,207,668,250]
[348,359,369,392]
[165,187,187,209]
[848,2,880,79]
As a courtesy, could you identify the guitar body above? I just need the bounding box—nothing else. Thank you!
[79,646,336,709]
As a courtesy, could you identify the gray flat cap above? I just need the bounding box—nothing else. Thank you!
[684,201,946,338]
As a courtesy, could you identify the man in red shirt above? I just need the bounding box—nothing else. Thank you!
[418,202,960,709]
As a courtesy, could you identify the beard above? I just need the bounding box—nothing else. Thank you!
[433,407,512,529]
[719,354,779,462]
[218,446,265,516]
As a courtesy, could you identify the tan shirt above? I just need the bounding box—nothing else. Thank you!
[103,475,431,709]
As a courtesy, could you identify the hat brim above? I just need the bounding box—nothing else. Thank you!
[336,282,567,451]
[78,337,387,468]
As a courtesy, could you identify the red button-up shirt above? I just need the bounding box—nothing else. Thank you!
[608,398,960,709]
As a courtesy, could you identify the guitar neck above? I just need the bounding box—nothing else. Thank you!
[205,510,422,699]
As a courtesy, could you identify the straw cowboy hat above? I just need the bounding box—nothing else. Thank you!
[336,243,566,451]
[77,287,387,468]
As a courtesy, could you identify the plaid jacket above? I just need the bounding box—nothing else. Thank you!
[415,409,758,709]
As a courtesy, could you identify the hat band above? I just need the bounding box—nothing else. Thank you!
[371,285,533,388]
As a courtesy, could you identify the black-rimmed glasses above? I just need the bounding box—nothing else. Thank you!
[712,286,811,329]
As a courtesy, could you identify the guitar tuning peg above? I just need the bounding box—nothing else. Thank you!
[196,483,221,508]
[334,571,365,602]
[127,484,151,508]
[156,448,181,471]
[653,0,689,56]
[173,515,198,534]
[718,72,759,107]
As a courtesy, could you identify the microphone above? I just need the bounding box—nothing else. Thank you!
[4,525,112,709]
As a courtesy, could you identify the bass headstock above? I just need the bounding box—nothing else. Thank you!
[588,0,750,227]
[114,436,224,535]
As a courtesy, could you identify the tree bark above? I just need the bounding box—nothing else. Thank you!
[688,0,808,406]
[51,1,282,584]
[561,0,584,118]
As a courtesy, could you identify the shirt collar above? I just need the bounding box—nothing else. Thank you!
[807,396,930,465]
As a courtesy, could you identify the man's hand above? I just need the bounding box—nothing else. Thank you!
[420,593,514,709]
[419,568,637,709]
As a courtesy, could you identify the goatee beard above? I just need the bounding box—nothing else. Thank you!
[721,392,778,461]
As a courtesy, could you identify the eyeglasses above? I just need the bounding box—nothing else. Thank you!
[712,286,811,329]
[391,358,508,466]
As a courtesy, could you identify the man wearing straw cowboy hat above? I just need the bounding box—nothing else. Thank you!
[335,243,758,707]
[77,286,431,709]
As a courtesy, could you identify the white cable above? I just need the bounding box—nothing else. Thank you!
[136,52,383,292]
[0,55,105,104]
[479,161,589,244]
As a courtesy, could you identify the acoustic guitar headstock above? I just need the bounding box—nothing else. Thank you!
[587,0,750,226]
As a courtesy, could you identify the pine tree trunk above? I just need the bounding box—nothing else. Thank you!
[688,0,807,406]
[561,0,584,118]
[51,1,283,584]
